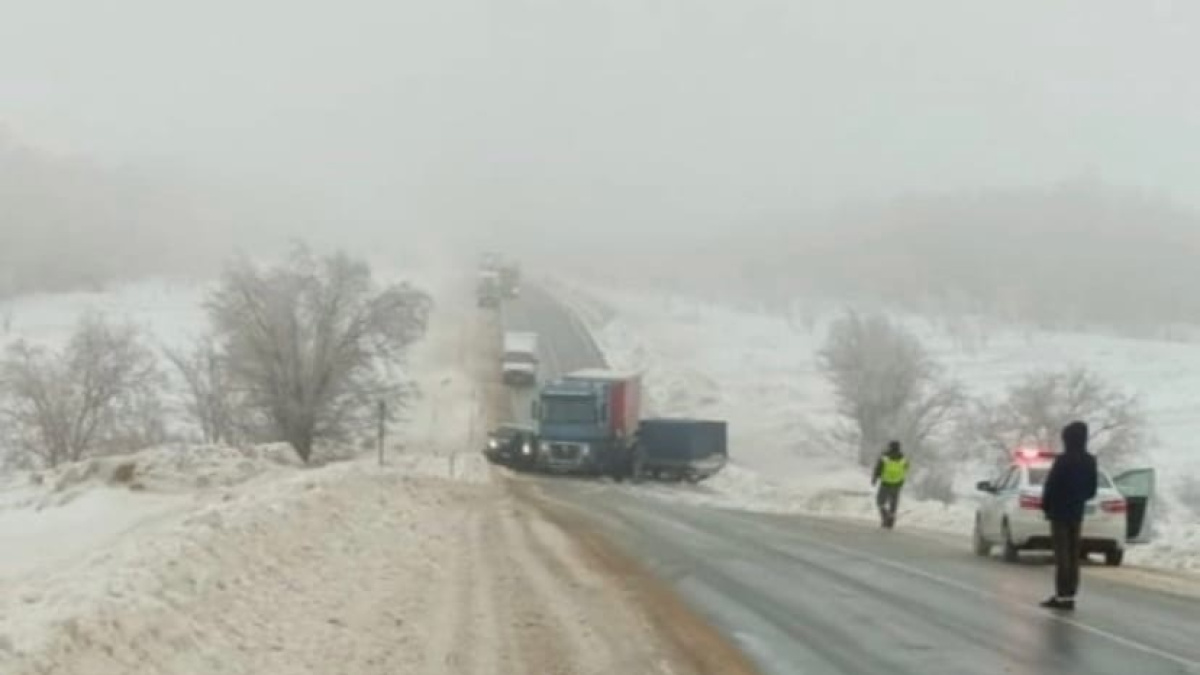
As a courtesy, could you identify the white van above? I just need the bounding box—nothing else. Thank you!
[501,331,539,387]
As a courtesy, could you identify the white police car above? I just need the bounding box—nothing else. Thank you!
[973,449,1155,566]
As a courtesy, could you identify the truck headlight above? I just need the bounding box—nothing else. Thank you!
[522,443,532,456]
[488,439,499,450]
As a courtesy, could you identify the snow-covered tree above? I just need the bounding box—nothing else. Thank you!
[818,311,962,468]
[0,314,164,467]
[207,245,430,463]
[164,336,243,445]
[960,366,1147,467]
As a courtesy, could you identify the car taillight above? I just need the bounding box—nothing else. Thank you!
[1019,494,1042,510]
[1101,499,1127,514]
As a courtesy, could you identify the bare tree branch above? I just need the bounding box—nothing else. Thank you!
[206,244,430,462]
[0,314,164,467]
[958,366,1147,467]
[818,311,961,467]
[164,335,246,445]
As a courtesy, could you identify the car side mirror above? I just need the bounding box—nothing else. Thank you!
[976,480,994,493]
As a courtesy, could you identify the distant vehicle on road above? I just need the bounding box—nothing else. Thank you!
[973,448,1155,566]
[477,270,502,308]
[501,331,539,387]
[630,418,727,484]
[478,251,502,271]
[483,422,538,470]
[498,262,521,298]
[533,369,641,477]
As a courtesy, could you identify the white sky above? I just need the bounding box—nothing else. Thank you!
[2,0,1198,238]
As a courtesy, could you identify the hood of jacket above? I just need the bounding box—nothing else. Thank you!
[1062,421,1089,455]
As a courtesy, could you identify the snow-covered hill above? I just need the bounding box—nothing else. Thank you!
[567,283,1200,572]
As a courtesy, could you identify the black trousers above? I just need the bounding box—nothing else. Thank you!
[876,483,902,518]
[1051,520,1083,598]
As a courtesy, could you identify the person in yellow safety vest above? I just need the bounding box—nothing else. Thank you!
[871,441,909,529]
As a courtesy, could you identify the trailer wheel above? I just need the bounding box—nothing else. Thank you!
[631,452,646,484]
[609,456,626,483]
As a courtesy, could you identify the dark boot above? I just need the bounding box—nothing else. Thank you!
[1040,597,1075,611]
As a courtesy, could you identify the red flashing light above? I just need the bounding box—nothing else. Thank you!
[1015,448,1056,463]
[1019,494,1043,510]
[1101,499,1127,514]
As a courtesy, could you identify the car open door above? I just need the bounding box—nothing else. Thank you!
[1113,468,1156,544]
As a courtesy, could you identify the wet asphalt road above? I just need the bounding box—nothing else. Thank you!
[499,284,1200,675]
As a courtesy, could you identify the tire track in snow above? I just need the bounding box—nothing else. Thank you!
[417,509,479,675]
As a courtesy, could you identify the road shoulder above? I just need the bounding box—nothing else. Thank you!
[510,478,762,675]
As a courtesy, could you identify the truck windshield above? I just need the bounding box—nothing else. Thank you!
[503,351,536,364]
[542,398,597,424]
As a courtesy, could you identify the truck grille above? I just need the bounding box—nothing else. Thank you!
[549,443,582,460]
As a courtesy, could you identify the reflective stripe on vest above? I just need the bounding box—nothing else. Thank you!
[880,457,908,485]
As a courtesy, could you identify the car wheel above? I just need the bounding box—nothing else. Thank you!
[1105,548,1125,567]
[1002,521,1020,563]
[973,517,992,557]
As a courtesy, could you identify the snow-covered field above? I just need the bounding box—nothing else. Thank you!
[563,283,1200,572]
[0,279,208,351]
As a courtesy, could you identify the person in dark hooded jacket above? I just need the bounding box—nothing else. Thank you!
[1040,421,1098,610]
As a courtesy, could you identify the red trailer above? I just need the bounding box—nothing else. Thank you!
[563,369,642,440]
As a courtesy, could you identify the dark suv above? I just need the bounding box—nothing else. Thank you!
[483,423,538,470]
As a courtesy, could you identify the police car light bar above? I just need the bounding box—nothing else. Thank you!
[1015,447,1056,461]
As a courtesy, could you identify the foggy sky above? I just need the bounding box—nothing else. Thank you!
[2,0,1198,243]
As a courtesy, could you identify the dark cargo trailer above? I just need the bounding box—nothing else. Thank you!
[631,418,727,483]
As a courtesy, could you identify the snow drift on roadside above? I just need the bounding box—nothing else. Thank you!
[0,444,303,583]
[0,460,483,674]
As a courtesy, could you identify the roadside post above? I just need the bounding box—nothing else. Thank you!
[377,399,387,467]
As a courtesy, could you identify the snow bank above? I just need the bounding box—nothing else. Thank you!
[0,459,482,674]
[630,464,976,538]
[24,445,300,500]
[1131,522,1200,571]
[0,444,303,583]
[0,253,502,670]
[571,282,1200,572]
[0,489,185,584]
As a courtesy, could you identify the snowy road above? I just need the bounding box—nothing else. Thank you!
[504,284,1200,675]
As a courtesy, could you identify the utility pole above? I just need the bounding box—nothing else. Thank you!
[377,399,387,467]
